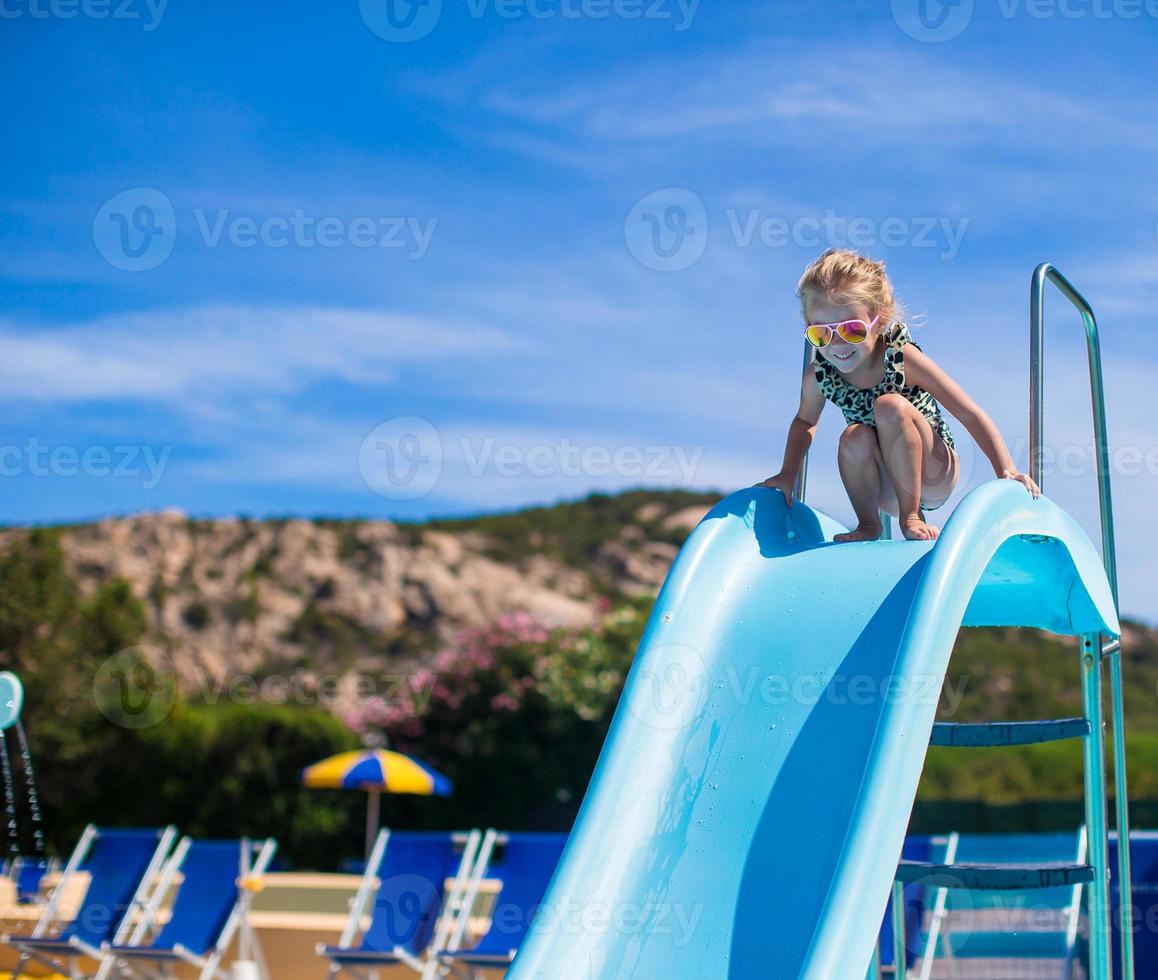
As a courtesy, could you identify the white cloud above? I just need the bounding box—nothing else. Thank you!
[0,305,521,407]
[417,41,1158,161]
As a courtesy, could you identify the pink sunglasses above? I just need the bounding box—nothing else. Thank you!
[804,314,880,348]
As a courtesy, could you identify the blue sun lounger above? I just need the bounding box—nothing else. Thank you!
[1110,831,1158,979]
[439,832,568,975]
[874,833,959,977]
[932,830,1086,970]
[319,828,489,979]
[94,836,278,980]
[6,854,56,904]
[1,824,177,977]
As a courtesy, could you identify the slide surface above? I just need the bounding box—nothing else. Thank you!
[507,480,1120,979]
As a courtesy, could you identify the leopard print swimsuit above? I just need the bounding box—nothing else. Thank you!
[813,320,957,510]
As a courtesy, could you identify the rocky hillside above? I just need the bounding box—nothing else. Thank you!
[0,490,719,690]
[4,485,1155,723]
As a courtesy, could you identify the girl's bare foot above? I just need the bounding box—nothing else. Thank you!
[900,514,939,541]
[834,521,883,543]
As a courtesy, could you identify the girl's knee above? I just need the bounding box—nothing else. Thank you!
[872,392,910,424]
[838,423,878,460]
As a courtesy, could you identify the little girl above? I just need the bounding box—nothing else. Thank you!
[760,249,1040,542]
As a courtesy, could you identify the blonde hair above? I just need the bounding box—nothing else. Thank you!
[796,249,903,327]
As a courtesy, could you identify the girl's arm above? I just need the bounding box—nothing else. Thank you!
[757,362,826,504]
[902,346,1041,497]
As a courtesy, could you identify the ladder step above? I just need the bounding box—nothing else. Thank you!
[930,718,1090,747]
[930,929,1072,959]
[896,861,1094,890]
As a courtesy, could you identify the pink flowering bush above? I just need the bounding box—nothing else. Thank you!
[344,598,651,828]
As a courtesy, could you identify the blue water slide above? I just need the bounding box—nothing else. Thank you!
[507,479,1119,980]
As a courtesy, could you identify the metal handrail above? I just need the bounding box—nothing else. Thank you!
[1029,264,1120,596]
[1030,262,1132,979]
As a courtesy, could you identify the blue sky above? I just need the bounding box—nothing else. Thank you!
[1,1,1156,619]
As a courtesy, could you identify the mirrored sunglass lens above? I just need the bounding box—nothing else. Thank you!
[805,326,830,347]
[838,320,869,343]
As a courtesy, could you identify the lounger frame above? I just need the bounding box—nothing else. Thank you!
[320,828,495,980]
[93,836,278,980]
[437,832,568,980]
[2,824,177,979]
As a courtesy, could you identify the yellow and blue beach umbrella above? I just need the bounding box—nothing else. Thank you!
[302,748,452,795]
[302,749,452,857]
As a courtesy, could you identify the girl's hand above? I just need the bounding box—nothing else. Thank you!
[1000,469,1041,499]
[757,472,796,506]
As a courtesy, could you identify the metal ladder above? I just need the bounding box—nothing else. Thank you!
[797,264,1133,979]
